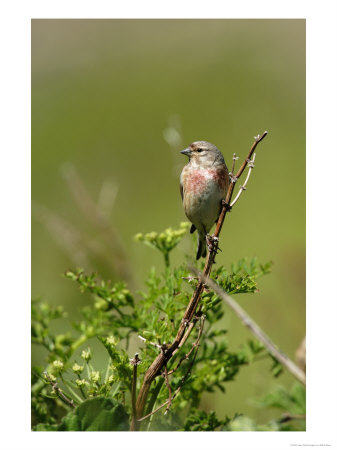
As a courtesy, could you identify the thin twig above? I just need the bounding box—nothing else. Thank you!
[163,366,172,413]
[43,372,76,409]
[130,353,141,431]
[230,152,239,175]
[230,153,256,207]
[138,396,171,422]
[138,335,162,349]
[164,315,205,411]
[192,269,306,385]
[172,310,201,356]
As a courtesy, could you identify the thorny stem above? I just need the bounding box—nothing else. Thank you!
[138,315,205,423]
[171,312,199,357]
[193,270,306,385]
[133,132,268,430]
[168,314,204,375]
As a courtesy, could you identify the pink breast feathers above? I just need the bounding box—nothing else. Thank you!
[185,168,228,195]
[185,170,208,195]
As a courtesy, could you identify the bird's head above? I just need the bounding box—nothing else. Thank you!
[180,141,224,167]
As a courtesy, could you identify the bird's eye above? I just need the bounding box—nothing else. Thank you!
[197,148,203,153]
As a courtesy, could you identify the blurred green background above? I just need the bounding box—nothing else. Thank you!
[32,19,305,424]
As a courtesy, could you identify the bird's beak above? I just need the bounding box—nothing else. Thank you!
[180,148,192,156]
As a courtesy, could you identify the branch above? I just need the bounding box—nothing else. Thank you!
[137,315,205,423]
[191,269,306,385]
[168,313,204,375]
[230,153,256,208]
[134,132,268,429]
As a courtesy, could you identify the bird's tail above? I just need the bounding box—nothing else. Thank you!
[196,232,207,260]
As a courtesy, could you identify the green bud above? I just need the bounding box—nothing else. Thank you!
[107,375,115,384]
[146,232,157,240]
[81,349,91,362]
[72,363,84,374]
[90,371,100,383]
[94,299,108,310]
[52,360,64,371]
[106,335,117,346]
[44,372,56,382]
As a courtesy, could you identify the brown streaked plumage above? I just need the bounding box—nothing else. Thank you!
[180,141,229,259]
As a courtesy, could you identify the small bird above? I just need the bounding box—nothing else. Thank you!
[180,141,230,259]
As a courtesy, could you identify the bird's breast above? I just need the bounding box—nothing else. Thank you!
[183,167,228,196]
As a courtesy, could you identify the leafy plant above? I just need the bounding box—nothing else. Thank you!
[31,222,305,431]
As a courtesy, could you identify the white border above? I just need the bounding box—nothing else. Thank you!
[1,1,336,449]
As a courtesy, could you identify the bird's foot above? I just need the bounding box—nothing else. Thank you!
[206,234,221,254]
[221,199,232,211]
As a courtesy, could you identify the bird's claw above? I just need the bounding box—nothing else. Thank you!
[206,234,221,254]
[221,199,232,211]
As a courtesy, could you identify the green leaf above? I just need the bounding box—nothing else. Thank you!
[33,397,129,431]
[183,409,231,431]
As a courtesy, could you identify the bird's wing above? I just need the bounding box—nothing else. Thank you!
[180,181,184,201]
[179,172,184,201]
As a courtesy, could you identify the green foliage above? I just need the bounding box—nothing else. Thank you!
[32,223,305,431]
[181,385,305,432]
[182,409,232,431]
[31,301,69,359]
[33,397,129,431]
[64,270,134,311]
[99,336,133,390]
[212,257,273,295]
[134,221,189,267]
